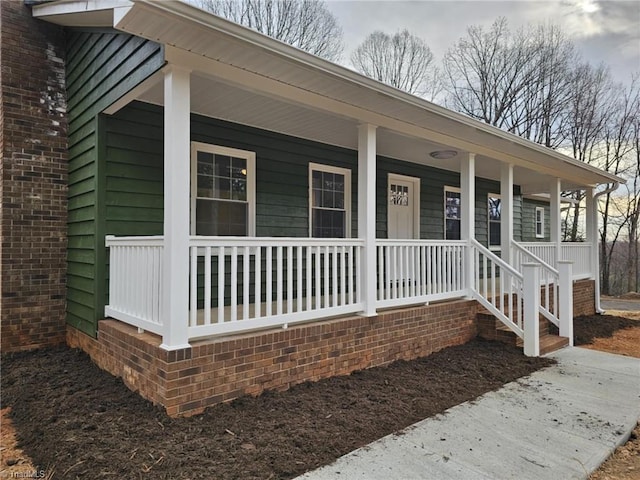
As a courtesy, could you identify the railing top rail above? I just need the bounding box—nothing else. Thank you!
[470,239,523,280]
[189,236,365,247]
[561,242,592,247]
[518,242,557,247]
[512,241,559,275]
[376,239,467,246]
[106,235,164,246]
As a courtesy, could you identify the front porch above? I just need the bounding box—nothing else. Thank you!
[105,234,594,355]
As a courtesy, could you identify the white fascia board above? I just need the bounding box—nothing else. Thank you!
[523,194,578,205]
[33,0,132,26]
[33,0,131,18]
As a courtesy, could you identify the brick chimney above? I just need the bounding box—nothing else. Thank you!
[1,1,68,352]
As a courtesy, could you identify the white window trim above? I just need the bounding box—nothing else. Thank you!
[444,186,461,240]
[308,162,351,238]
[190,141,256,236]
[388,173,420,239]
[488,193,501,250]
[535,206,545,238]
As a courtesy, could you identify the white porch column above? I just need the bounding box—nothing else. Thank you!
[500,164,513,265]
[460,153,476,240]
[461,153,475,293]
[161,65,191,350]
[358,124,377,317]
[550,178,562,265]
[585,187,597,279]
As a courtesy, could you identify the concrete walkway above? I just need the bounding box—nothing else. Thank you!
[297,348,640,480]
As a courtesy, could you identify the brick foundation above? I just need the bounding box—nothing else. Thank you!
[573,279,596,316]
[67,300,478,417]
[1,2,68,352]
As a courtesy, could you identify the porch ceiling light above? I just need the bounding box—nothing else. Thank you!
[430,150,458,160]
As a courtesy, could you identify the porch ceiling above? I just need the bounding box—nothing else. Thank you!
[43,0,622,194]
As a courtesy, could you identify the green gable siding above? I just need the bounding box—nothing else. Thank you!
[66,31,163,336]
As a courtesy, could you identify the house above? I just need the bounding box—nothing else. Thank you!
[1,0,623,417]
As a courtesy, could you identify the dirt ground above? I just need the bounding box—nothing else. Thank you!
[1,312,639,480]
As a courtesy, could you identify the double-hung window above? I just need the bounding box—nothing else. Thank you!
[444,186,461,240]
[309,163,351,238]
[535,206,545,238]
[488,194,501,248]
[191,142,255,236]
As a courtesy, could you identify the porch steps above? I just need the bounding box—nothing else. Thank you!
[477,311,569,356]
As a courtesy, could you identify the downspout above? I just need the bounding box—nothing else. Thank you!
[593,182,620,314]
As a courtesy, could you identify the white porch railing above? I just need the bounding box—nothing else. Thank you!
[376,240,466,308]
[105,235,580,354]
[105,236,164,335]
[187,237,364,338]
[561,243,592,279]
[519,242,593,280]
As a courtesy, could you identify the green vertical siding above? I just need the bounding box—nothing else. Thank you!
[66,31,164,336]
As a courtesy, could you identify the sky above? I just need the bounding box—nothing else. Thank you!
[325,0,640,86]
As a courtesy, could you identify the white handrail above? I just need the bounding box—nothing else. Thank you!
[469,239,524,338]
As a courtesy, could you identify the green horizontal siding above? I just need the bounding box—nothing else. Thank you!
[522,199,551,242]
[66,30,163,337]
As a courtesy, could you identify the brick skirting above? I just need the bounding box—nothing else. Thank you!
[67,300,478,417]
[573,279,596,316]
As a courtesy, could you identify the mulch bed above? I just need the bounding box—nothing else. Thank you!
[1,338,554,480]
[572,314,639,345]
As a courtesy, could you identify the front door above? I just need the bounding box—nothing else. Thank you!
[388,174,419,239]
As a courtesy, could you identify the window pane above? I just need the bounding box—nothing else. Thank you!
[488,197,501,221]
[213,177,231,199]
[446,191,461,219]
[312,170,322,188]
[196,199,247,236]
[489,222,501,246]
[197,175,213,198]
[214,155,231,177]
[446,219,461,240]
[312,208,345,238]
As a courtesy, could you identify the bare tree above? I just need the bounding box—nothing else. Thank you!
[599,76,640,293]
[443,18,576,148]
[350,29,439,99]
[197,0,344,61]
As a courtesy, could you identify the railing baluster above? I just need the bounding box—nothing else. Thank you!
[286,245,293,314]
[266,246,272,317]
[323,246,330,308]
[340,246,346,306]
[306,246,312,311]
[254,247,261,318]
[231,246,238,322]
[348,245,354,305]
[315,247,321,309]
[377,245,384,301]
[277,246,283,315]
[331,245,338,307]
[297,246,303,313]
[205,246,212,325]
[243,246,250,320]
[218,246,225,324]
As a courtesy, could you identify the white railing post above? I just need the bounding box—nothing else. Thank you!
[522,263,540,357]
[550,178,562,266]
[558,261,574,346]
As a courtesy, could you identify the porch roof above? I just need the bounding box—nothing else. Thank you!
[34,0,624,194]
